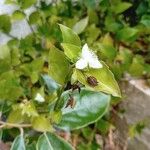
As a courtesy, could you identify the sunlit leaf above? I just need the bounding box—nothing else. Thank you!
[49,47,70,85]
[7,109,24,124]
[0,15,11,33]
[129,55,145,77]
[59,24,81,46]
[0,45,11,74]
[73,62,121,97]
[29,11,40,24]
[19,0,37,9]
[32,116,53,132]
[12,10,25,20]
[73,17,89,34]
[111,2,132,14]
[61,43,81,62]
[0,71,23,101]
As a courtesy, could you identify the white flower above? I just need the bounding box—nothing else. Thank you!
[75,44,103,70]
[35,93,45,103]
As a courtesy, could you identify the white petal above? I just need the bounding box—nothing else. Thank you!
[75,58,88,69]
[89,59,103,69]
[82,43,89,52]
[35,93,45,102]
[81,43,92,60]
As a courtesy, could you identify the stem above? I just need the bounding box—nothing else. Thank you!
[6,33,16,39]
[26,18,35,33]
[54,68,73,110]
[20,9,37,37]
[0,124,5,129]
[88,124,97,146]
[54,85,65,111]
[19,127,24,136]
[0,121,31,128]
[0,121,26,136]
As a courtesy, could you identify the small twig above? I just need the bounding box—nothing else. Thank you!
[0,121,31,128]
[108,128,115,150]
[88,124,97,146]
[6,33,16,39]
[20,9,37,37]
[0,124,6,129]
[0,121,29,137]
[25,18,35,34]
[19,127,24,136]
[72,134,78,148]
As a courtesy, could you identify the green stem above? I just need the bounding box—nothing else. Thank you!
[6,33,16,39]
[88,124,97,146]
[0,121,31,128]
[54,68,73,111]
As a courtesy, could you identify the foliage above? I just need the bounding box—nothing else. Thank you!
[0,0,149,149]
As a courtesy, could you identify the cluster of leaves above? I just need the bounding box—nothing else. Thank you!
[0,0,124,149]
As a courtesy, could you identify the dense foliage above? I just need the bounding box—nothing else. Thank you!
[0,0,150,149]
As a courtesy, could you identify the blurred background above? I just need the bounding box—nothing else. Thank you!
[0,0,150,150]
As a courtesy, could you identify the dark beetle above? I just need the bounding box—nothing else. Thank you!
[87,76,98,87]
[65,94,76,108]
[72,83,81,93]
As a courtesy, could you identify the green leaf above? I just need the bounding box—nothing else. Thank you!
[86,24,101,44]
[19,0,37,9]
[0,15,11,33]
[111,2,132,14]
[61,43,81,62]
[36,132,73,150]
[105,14,123,33]
[0,45,10,60]
[57,88,110,130]
[0,71,23,101]
[117,48,133,71]
[0,45,11,74]
[88,9,99,24]
[59,24,81,46]
[26,142,36,150]
[129,55,145,77]
[7,109,24,124]
[20,102,38,117]
[12,10,25,20]
[136,1,148,15]
[5,0,17,4]
[82,127,93,140]
[10,135,25,150]
[102,33,114,46]
[140,15,150,27]
[98,33,117,60]
[98,44,117,61]
[96,119,111,134]
[73,62,121,97]
[84,0,96,9]
[32,116,53,132]
[73,17,89,34]
[116,27,138,42]
[50,111,62,124]
[41,74,60,94]
[19,57,44,83]
[29,11,40,24]
[49,47,70,85]
[11,48,21,66]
